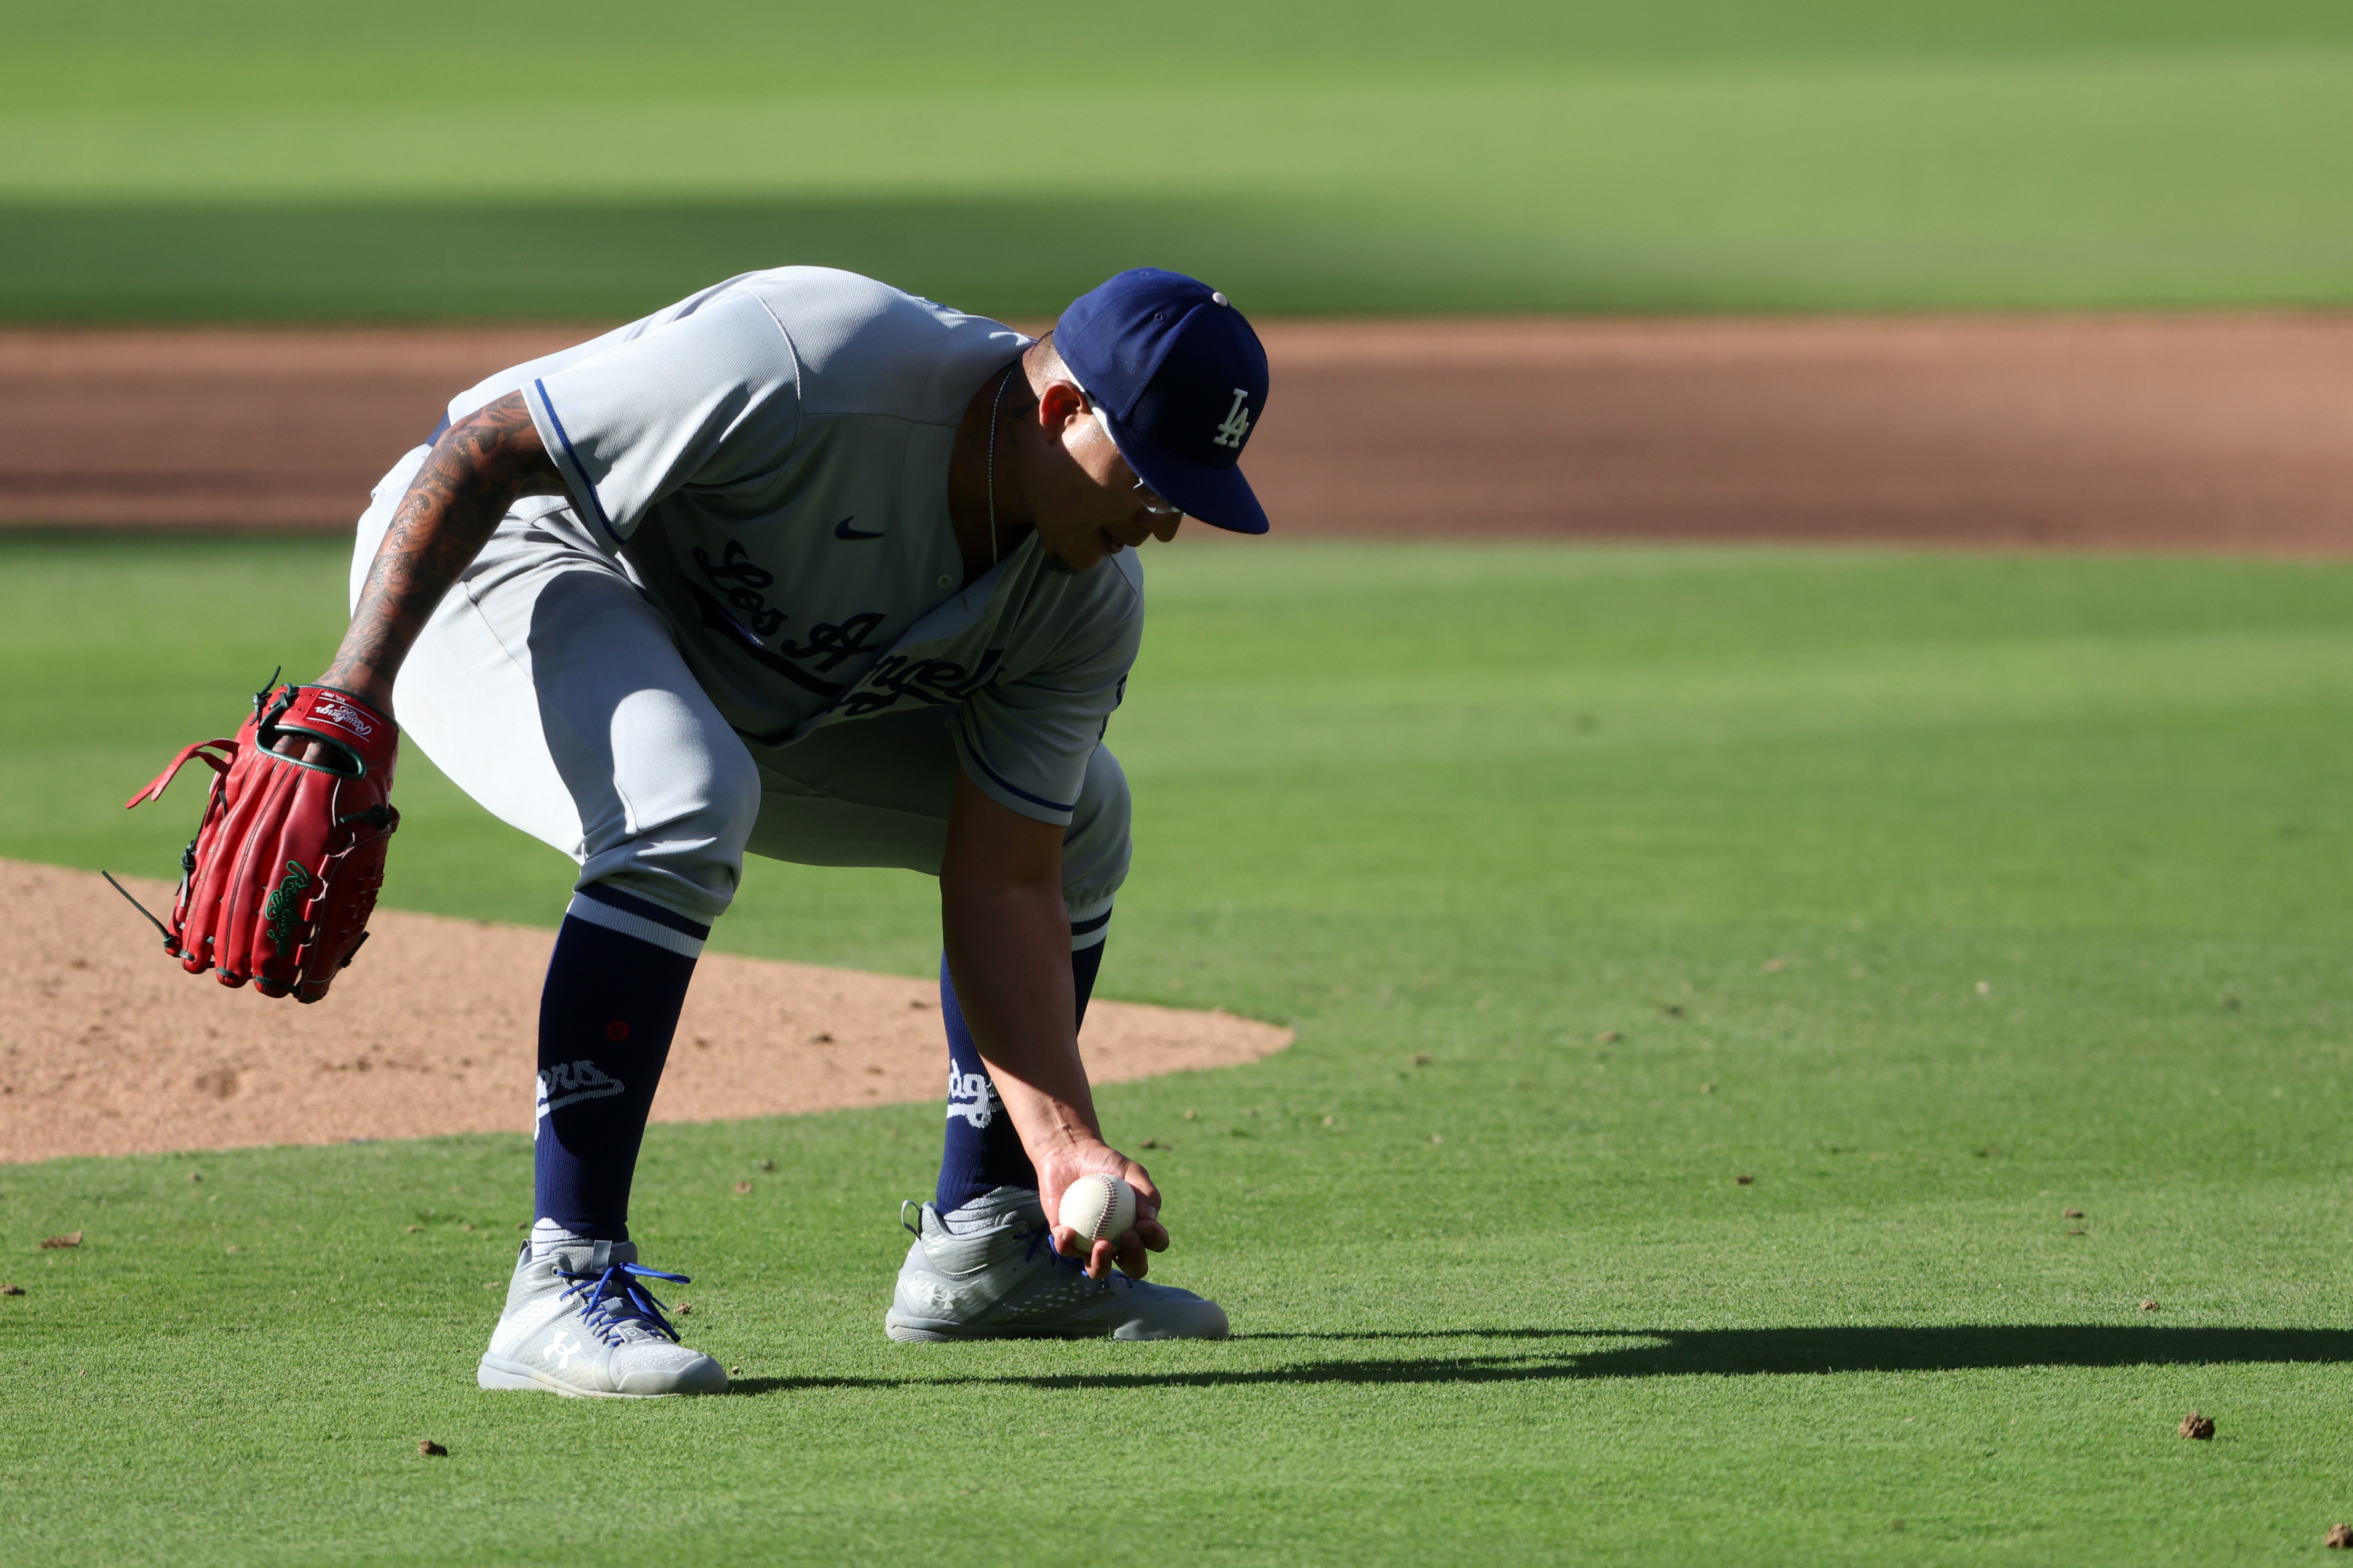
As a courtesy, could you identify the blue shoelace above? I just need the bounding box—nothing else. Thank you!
[1022,1225,1120,1288]
[556,1260,691,1346]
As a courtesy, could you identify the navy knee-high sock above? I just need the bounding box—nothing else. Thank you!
[534,891,707,1242]
[935,933,1107,1211]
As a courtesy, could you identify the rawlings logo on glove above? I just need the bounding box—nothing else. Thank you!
[305,690,382,743]
[123,678,400,1004]
[260,860,314,954]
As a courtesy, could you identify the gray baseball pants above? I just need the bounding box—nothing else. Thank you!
[351,446,1130,941]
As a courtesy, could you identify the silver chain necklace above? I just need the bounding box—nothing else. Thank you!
[984,361,1016,571]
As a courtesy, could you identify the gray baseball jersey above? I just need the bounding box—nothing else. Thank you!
[439,267,1143,826]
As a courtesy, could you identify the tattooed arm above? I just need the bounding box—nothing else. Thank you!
[313,391,563,715]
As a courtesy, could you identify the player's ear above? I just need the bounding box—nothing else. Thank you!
[1034,378,1089,432]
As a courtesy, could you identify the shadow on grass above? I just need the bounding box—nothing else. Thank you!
[0,194,1557,323]
[731,1326,2353,1396]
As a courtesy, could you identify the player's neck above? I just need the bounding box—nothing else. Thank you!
[947,357,1037,582]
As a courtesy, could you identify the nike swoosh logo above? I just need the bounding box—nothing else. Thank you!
[835,516,884,540]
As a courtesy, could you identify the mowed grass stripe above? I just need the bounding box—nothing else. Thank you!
[1,44,2350,316]
[3,537,2351,1563]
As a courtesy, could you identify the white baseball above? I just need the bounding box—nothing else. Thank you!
[1058,1173,1138,1244]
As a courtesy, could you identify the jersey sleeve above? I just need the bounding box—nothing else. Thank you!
[951,563,1144,826]
[524,289,801,551]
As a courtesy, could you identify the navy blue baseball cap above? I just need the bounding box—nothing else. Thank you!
[1053,268,1271,535]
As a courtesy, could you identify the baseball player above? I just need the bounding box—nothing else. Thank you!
[215,264,1272,1397]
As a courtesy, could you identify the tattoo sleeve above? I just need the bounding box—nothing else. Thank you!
[321,391,564,706]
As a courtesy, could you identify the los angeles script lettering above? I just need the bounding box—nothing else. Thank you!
[692,540,787,636]
[834,649,1005,716]
[684,535,1005,715]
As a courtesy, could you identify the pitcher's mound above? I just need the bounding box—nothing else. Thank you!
[0,860,1291,1163]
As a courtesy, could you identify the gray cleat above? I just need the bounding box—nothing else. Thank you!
[884,1186,1230,1342]
[477,1239,728,1398]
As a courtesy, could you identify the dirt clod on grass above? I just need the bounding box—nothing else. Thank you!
[2325,1523,2352,1550]
[38,1231,82,1249]
[1736,1175,1755,1185]
[417,1441,447,1458]
[2180,1413,2216,1440]
[1,1283,23,1295]
[1,860,1290,1163]
[2140,1300,2160,1311]
[2064,1208,2084,1218]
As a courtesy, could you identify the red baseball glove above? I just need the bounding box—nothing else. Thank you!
[126,681,400,1003]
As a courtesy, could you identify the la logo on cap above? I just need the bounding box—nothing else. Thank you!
[1212,389,1253,450]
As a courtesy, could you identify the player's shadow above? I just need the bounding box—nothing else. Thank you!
[729,1325,2353,1397]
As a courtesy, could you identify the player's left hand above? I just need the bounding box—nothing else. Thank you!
[1036,1138,1169,1280]
[125,679,399,1002]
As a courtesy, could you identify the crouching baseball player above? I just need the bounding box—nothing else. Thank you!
[138,265,1270,1397]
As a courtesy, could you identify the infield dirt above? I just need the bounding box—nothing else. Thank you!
[6,314,2351,549]
[6,310,2346,1156]
[0,859,1290,1164]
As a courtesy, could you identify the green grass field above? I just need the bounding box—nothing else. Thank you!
[5,533,2352,1563]
[3,0,2351,318]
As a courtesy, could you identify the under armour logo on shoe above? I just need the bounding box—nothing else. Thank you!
[1210,388,1253,450]
[537,1060,627,1117]
[946,1067,1000,1129]
[544,1331,582,1369]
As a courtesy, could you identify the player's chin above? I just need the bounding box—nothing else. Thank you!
[1041,535,1114,574]
[1085,525,1148,563]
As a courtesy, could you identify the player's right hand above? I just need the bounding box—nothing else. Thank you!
[1037,1138,1170,1280]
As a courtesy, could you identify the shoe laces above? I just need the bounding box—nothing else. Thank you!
[556,1259,690,1346]
[1022,1225,1118,1290]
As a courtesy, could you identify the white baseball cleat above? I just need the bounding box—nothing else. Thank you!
[477,1239,728,1398]
[884,1186,1230,1342]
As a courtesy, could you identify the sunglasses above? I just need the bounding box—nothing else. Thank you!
[1083,393,1183,517]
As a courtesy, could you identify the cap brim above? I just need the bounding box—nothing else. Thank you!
[1104,412,1271,535]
